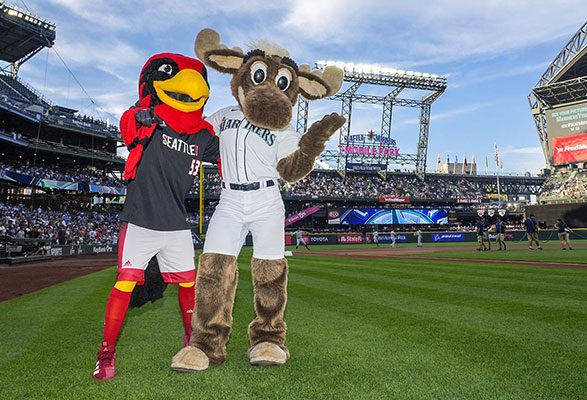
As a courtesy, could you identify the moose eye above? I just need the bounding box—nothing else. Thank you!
[158,64,173,75]
[275,69,292,91]
[250,62,267,85]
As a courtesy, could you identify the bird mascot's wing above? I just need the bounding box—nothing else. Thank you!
[120,107,157,181]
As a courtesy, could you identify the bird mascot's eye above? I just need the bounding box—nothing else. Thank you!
[158,64,173,75]
[275,69,292,91]
[250,61,267,85]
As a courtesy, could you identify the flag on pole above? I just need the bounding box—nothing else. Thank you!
[455,155,458,165]
[485,155,488,175]
[447,153,450,163]
[472,154,476,164]
[464,154,467,166]
[438,153,441,164]
[500,159,504,173]
[494,141,499,166]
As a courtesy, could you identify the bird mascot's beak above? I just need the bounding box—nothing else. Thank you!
[153,69,209,113]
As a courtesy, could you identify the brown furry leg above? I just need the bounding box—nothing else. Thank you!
[248,257,290,358]
[190,253,238,367]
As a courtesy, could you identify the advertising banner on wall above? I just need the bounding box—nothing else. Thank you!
[552,133,587,165]
[431,233,465,242]
[285,206,321,226]
[377,233,409,243]
[327,209,341,224]
[338,234,369,244]
[346,162,387,171]
[455,197,482,204]
[379,195,410,203]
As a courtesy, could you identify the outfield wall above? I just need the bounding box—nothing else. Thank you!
[248,229,587,246]
[37,228,587,257]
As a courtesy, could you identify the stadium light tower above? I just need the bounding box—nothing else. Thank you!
[0,2,56,77]
[298,61,447,178]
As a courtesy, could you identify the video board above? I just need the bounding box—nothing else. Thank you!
[545,101,587,165]
[328,208,448,225]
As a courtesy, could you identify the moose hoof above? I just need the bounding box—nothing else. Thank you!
[248,342,288,366]
[171,346,210,372]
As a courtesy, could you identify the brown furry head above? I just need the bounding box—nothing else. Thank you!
[194,28,343,131]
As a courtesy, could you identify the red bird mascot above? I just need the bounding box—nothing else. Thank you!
[93,53,219,381]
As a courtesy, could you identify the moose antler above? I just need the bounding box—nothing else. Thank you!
[194,28,244,73]
[298,64,343,97]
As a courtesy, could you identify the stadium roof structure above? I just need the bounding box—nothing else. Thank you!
[528,20,587,167]
[296,61,446,178]
[0,2,56,76]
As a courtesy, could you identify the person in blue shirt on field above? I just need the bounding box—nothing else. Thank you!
[495,217,507,251]
[483,217,492,251]
[555,218,573,250]
[475,217,486,251]
[524,214,542,250]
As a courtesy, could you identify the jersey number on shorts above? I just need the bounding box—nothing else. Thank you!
[188,159,201,176]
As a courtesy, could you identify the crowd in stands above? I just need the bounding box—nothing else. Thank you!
[539,168,587,202]
[73,113,120,134]
[0,201,120,245]
[190,171,483,200]
[0,160,122,187]
[283,172,483,200]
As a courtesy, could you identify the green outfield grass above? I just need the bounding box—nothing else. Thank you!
[0,246,586,399]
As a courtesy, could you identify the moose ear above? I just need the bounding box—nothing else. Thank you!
[194,28,244,74]
[297,64,343,101]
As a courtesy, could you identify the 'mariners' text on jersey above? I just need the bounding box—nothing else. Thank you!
[162,133,199,156]
[220,118,276,146]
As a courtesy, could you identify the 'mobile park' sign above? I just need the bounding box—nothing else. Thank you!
[338,132,400,157]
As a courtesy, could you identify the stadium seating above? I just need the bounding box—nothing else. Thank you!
[539,168,587,202]
[0,201,119,245]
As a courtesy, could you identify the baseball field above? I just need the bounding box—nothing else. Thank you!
[1,242,586,399]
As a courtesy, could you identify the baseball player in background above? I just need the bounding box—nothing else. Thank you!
[372,229,379,247]
[293,228,310,250]
[417,229,423,247]
[390,229,396,248]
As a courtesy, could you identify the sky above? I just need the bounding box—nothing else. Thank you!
[5,0,586,175]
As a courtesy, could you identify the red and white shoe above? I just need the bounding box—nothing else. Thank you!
[93,341,116,381]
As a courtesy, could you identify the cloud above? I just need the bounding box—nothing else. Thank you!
[280,0,585,66]
[499,145,546,174]
[400,103,489,125]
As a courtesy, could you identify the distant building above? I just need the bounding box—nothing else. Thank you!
[435,162,477,175]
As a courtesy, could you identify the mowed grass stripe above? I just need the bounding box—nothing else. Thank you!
[0,267,116,366]
[291,260,587,318]
[287,262,587,348]
[293,255,587,293]
[296,252,587,282]
[285,278,585,399]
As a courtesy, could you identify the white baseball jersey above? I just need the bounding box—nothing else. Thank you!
[205,106,300,184]
[203,106,301,260]
[390,231,396,240]
[372,231,379,241]
[294,230,303,240]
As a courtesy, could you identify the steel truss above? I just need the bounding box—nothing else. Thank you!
[296,64,446,178]
[528,20,587,168]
